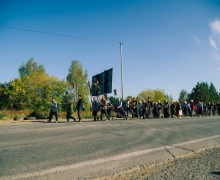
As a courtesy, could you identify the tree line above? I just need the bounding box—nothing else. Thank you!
[178,82,220,104]
[0,58,219,118]
[0,58,89,115]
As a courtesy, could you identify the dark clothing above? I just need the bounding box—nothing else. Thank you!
[116,107,126,119]
[146,100,153,118]
[76,99,83,121]
[197,103,203,116]
[100,99,110,121]
[142,103,147,119]
[66,112,76,122]
[93,111,98,121]
[92,100,99,121]
[175,103,181,117]
[217,103,220,116]
[131,100,138,118]
[211,104,216,116]
[48,101,58,122]
[76,99,83,110]
[101,109,110,121]
[170,104,175,117]
[183,104,190,117]
[49,111,58,122]
[66,102,76,122]
[207,104,212,116]
[163,102,170,118]
[152,104,159,118]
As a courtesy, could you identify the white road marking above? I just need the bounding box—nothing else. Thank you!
[1,134,220,180]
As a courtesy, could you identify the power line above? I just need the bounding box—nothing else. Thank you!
[123,44,216,80]
[0,25,116,43]
[0,25,218,80]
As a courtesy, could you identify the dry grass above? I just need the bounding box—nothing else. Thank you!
[0,109,95,120]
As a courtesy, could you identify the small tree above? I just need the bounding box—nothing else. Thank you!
[66,60,90,109]
[178,89,188,104]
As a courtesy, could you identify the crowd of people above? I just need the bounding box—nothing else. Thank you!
[47,92,220,122]
[91,95,220,121]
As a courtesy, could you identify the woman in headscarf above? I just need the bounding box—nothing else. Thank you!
[182,101,190,117]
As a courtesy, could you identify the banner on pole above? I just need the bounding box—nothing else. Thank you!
[91,68,113,96]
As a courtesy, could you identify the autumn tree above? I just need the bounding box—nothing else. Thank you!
[19,58,45,77]
[138,89,171,102]
[0,82,12,109]
[8,59,67,113]
[10,72,67,112]
[66,60,90,109]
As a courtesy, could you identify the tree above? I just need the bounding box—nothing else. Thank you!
[178,89,188,104]
[138,89,172,102]
[187,82,220,104]
[66,60,90,109]
[209,82,220,103]
[0,82,12,109]
[8,59,67,112]
[10,72,67,112]
[19,58,45,78]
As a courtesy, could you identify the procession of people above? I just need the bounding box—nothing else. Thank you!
[48,92,220,122]
[89,95,220,121]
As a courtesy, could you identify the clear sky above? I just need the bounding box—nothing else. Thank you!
[1,0,220,100]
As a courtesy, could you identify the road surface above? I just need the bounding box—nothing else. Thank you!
[0,116,220,179]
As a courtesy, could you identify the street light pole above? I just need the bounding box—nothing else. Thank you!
[119,42,124,100]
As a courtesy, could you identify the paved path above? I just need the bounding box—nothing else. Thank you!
[0,116,220,179]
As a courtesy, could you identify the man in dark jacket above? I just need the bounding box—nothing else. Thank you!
[76,95,83,122]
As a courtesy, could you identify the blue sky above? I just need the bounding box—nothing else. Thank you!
[1,0,220,100]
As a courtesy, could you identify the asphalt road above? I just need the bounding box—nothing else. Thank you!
[0,116,220,179]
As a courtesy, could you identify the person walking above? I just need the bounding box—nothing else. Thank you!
[175,101,181,118]
[99,95,110,121]
[197,101,203,117]
[137,100,142,119]
[211,102,216,116]
[207,102,212,116]
[158,100,163,118]
[190,100,196,117]
[146,97,153,119]
[126,98,135,120]
[48,97,58,123]
[141,100,147,119]
[66,99,76,122]
[131,97,138,119]
[76,95,83,122]
[183,101,190,117]
[116,97,126,119]
[170,102,175,118]
[163,100,170,118]
[217,102,220,116]
[92,97,99,121]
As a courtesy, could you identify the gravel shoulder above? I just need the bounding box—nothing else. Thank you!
[98,146,220,180]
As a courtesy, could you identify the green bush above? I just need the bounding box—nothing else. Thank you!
[0,114,5,120]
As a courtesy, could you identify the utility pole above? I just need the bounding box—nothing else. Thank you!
[119,42,124,100]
